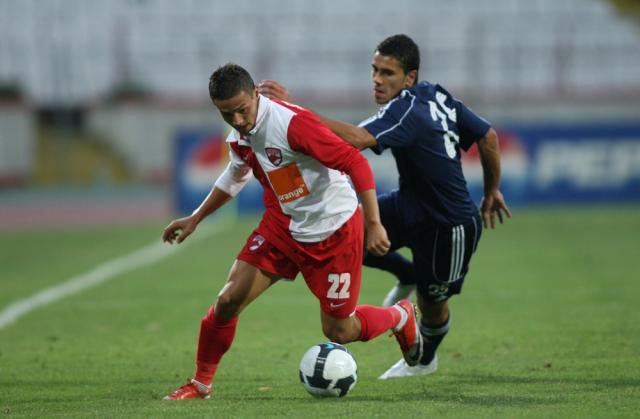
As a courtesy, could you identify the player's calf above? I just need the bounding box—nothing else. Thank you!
[322,323,357,344]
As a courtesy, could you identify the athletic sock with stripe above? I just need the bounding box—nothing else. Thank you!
[419,314,450,365]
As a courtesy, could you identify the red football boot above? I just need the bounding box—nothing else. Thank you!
[163,379,211,400]
[392,299,423,366]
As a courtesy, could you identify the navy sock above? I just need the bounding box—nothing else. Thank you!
[419,315,450,365]
[363,251,415,285]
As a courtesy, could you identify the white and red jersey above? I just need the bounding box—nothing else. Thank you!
[214,95,374,243]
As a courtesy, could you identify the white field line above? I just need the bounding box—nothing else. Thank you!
[0,221,229,330]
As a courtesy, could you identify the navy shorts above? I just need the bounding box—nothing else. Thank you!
[373,192,482,302]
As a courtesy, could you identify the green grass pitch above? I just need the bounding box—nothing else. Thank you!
[1,206,639,417]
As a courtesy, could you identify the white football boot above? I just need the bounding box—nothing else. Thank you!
[378,354,438,380]
[382,282,416,307]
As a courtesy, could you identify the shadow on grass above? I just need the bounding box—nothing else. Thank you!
[5,373,638,408]
[448,373,640,389]
[222,389,560,407]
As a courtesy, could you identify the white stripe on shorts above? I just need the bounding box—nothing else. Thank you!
[448,227,455,283]
[449,225,465,283]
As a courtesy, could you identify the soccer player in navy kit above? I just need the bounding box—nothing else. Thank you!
[260,34,511,378]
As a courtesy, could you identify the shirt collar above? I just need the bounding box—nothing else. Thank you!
[247,94,270,136]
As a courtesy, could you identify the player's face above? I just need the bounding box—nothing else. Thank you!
[371,52,416,105]
[214,87,260,135]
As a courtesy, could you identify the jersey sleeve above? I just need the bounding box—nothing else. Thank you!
[443,87,491,151]
[213,144,253,196]
[287,110,375,193]
[358,90,419,155]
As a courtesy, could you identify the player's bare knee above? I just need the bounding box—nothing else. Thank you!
[214,292,242,319]
[419,298,449,325]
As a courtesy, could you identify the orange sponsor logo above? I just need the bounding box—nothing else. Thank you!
[266,163,310,203]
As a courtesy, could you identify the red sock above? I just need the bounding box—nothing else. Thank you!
[194,305,238,386]
[354,305,401,341]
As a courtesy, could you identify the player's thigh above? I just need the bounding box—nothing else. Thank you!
[237,230,299,281]
[301,211,363,320]
[216,230,298,317]
[376,191,409,251]
[411,217,482,303]
[363,193,408,268]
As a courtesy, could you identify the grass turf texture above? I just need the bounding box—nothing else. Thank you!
[1,206,639,417]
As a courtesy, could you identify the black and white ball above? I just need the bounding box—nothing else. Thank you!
[299,342,358,397]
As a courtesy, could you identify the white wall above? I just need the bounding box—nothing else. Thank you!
[88,104,219,178]
[0,105,34,182]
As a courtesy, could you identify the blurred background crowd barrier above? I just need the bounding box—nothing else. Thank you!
[0,0,639,228]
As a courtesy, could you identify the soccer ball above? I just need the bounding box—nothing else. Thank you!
[299,342,358,398]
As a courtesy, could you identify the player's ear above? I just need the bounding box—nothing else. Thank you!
[405,69,418,88]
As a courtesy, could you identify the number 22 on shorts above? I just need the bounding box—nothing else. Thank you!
[327,273,351,299]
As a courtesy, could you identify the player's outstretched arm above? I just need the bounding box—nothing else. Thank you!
[477,128,512,229]
[259,80,376,150]
[318,117,376,150]
[162,187,232,244]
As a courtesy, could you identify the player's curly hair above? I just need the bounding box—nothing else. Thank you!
[376,34,420,83]
[209,63,255,101]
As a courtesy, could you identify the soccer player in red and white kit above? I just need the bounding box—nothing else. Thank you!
[161,63,422,400]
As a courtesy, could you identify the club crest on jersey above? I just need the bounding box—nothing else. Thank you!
[265,147,283,166]
[249,234,265,251]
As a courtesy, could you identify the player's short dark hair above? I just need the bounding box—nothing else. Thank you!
[209,63,255,101]
[376,34,420,77]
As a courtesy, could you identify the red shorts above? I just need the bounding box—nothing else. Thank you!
[237,209,363,319]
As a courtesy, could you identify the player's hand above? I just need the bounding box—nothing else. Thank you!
[480,190,512,229]
[259,80,293,102]
[365,221,391,256]
[162,215,199,244]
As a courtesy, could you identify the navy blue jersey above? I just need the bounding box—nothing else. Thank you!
[360,81,490,227]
